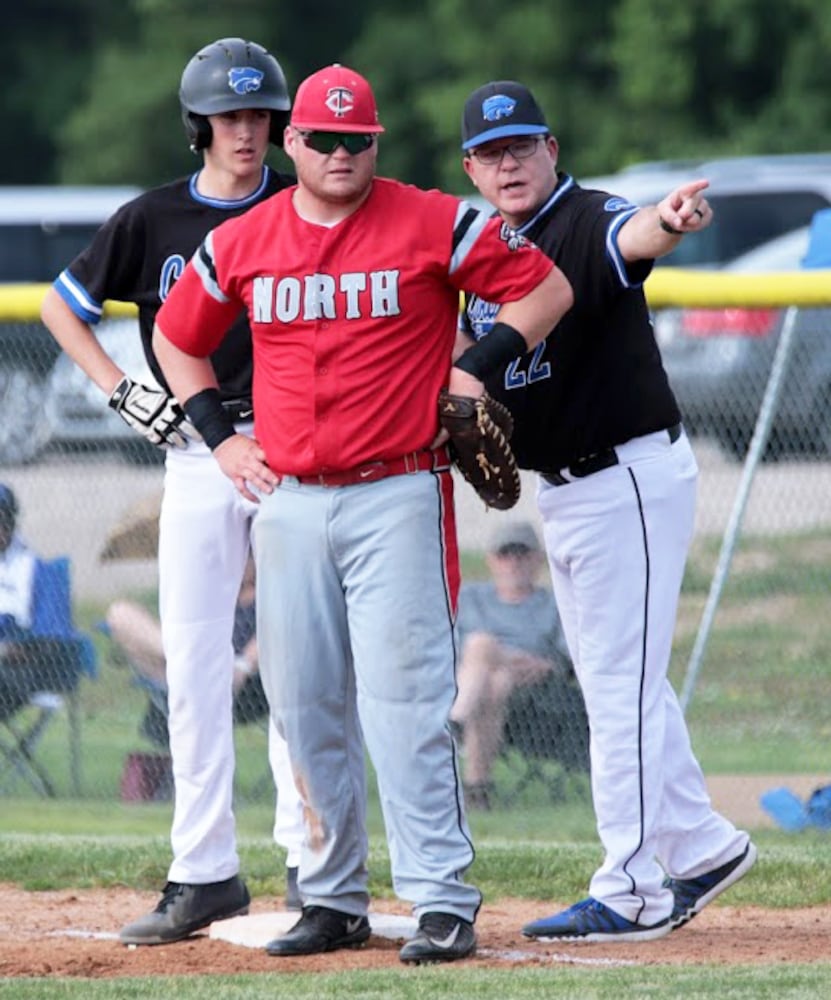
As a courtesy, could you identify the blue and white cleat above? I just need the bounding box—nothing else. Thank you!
[665,840,757,930]
[522,897,671,943]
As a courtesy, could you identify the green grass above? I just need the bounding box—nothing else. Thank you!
[3,966,831,999]
[3,535,831,994]
[668,528,831,773]
[1,827,829,904]
[1,832,831,997]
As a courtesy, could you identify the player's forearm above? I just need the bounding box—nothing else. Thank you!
[453,268,573,387]
[452,327,475,363]
[617,178,711,262]
[153,322,237,450]
[495,267,573,351]
[152,322,219,404]
[40,287,125,395]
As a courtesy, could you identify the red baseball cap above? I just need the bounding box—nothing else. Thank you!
[291,64,385,134]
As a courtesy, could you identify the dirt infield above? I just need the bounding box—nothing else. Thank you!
[0,886,830,977]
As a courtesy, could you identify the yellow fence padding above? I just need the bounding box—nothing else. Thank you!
[3,270,831,320]
[644,268,831,309]
[0,284,137,320]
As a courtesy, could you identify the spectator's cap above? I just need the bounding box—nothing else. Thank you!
[488,520,541,555]
[291,64,385,134]
[462,80,549,151]
[0,484,18,525]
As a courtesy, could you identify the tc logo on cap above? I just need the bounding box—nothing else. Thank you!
[482,95,517,122]
[325,86,355,118]
[228,67,264,95]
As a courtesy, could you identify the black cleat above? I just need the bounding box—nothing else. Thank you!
[265,905,371,956]
[119,875,250,945]
[665,841,757,930]
[399,911,477,964]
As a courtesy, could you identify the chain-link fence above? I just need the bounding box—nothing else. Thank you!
[2,287,831,812]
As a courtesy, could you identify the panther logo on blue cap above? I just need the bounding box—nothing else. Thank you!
[228,67,264,95]
[482,94,516,122]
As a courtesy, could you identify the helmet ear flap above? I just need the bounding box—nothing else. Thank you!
[183,111,212,153]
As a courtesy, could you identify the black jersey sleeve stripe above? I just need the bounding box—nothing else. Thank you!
[451,206,481,256]
[192,232,230,303]
[450,201,490,275]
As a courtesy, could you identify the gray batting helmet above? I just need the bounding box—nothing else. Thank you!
[179,37,291,151]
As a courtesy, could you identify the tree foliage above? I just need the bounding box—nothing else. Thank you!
[5,0,831,191]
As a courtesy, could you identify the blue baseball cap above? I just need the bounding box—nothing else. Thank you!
[462,81,549,151]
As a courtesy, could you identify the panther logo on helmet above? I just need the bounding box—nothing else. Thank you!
[228,67,264,96]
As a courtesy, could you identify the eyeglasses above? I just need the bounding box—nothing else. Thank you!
[495,543,534,558]
[297,130,376,155]
[469,136,544,166]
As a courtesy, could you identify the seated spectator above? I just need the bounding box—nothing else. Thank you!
[105,557,266,747]
[450,520,579,809]
[0,484,78,715]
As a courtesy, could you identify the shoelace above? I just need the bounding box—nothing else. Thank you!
[155,882,184,913]
[420,913,462,938]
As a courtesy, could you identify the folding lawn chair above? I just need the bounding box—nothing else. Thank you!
[0,557,97,797]
[497,668,591,806]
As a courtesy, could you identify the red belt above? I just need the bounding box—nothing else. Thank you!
[290,447,451,488]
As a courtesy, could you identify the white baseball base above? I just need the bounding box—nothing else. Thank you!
[209,911,418,948]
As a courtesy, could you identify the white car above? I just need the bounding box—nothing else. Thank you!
[0,185,142,464]
[44,318,163,464]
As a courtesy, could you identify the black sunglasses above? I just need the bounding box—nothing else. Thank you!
[297,130,376,155]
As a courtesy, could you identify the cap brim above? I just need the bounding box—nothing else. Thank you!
[462,123,546,151]
[291,119,385,134]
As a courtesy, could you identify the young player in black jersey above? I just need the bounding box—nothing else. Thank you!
[456,81,756,943]
[40,37,305,945]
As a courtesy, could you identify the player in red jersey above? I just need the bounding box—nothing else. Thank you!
[153,63,574,964]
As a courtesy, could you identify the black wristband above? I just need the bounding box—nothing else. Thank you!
[454,322,527,380]
[659,218,683,235]
[183,388,236,451]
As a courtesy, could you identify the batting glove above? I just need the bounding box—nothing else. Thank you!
[108,375,200,449]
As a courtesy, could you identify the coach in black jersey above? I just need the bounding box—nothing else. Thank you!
[41,38,305,944]
[458,81,756,943]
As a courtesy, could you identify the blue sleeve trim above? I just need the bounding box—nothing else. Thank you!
[54,270,103,325]
[606,208,653,288]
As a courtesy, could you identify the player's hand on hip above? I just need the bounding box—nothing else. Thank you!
[213,434,278,502]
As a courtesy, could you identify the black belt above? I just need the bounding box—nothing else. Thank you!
[542,423,682,487]
[222,399,253,422]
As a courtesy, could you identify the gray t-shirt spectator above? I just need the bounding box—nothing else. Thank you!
[456,582,569,664]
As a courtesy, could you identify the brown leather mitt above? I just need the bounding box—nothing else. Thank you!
[437,390,521,510]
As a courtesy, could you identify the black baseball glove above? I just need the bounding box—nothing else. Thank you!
[438,389,521,510]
